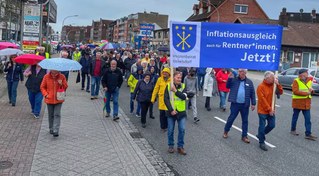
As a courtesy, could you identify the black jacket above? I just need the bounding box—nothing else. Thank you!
[124,57,136,71]
[164,83,187,118]
[133,80,154,103]
[4,62,24,82]
[25,66,46,93]
[102,67,123,93]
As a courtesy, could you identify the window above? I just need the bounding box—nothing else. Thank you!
[287,51,294,63]
[234,4,248,14]
[286,69,297,75]
[158,32,161,39]
[194,9,196,15]
[199,8,203,14]
[208,6,211,12]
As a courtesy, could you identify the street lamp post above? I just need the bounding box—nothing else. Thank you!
[61,15,78,42]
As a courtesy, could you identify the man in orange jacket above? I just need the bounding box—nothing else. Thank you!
[256,71,283,151]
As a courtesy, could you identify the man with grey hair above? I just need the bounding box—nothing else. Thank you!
[223,68,256,144]
[90,52,105,100]
[256,71,283,151]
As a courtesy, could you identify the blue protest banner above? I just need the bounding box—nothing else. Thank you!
[170,21,283,70]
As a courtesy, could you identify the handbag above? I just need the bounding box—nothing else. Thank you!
[57,86,66,101]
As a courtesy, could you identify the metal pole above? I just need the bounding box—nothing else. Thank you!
[8,4,12,40]
[15,0,19,42]
[45,0,50,53]
[39,4,43,46]
[20,1,24,49]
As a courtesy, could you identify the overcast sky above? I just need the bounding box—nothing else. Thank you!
[51,0,319,32]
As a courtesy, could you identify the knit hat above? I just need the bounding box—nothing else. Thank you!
[299,69,308,74]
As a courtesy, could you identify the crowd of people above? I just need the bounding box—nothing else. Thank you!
[2,44,316,154]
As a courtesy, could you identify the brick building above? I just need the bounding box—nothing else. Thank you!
[89,19,113,42]
[187,0,268,22]
[61,25,91,43]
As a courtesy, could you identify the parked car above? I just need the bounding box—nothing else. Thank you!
[278,67,319,94]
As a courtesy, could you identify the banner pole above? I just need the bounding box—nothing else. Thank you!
[170,65,175,110]
[271,71,278,111]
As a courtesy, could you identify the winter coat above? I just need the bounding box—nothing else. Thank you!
[216,70,230,93]
[90,58,106,77]
[101,67,123,93]
[133,79,154,103]
[203,68,218,97]
[151,67,171,110]
[4,62,24,82]
[40,72,68,105]
[25,65,46,93]
[124,57,136,71]
[79,56,92,73]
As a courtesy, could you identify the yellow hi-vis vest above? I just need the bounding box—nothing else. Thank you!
[292,78,312,99]
[73,52,81,62]
[36,52,49,59]
[167,83,186,112]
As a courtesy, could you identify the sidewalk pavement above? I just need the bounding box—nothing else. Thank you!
[30,73,159,175]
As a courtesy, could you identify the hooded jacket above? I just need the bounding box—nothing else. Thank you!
[151,67,171,110]
[203,68,218,97]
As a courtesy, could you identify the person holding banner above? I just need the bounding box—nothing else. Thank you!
[290,69,317,141]
[164,71,187,155]
[223,69,256,143]
[256,71,283,151]
[203,68,219,111]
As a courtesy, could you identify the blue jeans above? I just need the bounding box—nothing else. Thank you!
[224,103,249,137]
[105,87,119,117]
[7,81,18,104]
[91,76,101,96]
[168,115,186,148]
[258,114,275,144]
[291,109,312,136]
[28,90,43,116]
[219,91,228,109]
[130,93,141,115]
[197,74,205,90]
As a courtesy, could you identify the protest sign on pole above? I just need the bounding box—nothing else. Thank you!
[170,21,283,70]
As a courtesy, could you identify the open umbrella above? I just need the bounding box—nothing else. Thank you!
[102,43,114,50]
[38,58,82,71]
[0,42,18,50]
[87,44,96,48]
[61,44,74,49]
[14,54,45,65]
[0,48,23,56]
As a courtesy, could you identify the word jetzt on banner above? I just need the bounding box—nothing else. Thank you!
[170,21,283,71]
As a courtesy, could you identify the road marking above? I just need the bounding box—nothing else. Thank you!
[214,116,276,148]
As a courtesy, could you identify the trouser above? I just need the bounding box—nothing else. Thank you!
[7,81,18,104]
[291,109,312,136]
[205,97,211,108]
[160,110,168,129]
[258,114,276,144]
[47,103,62,133]
[91,76,101,97]
[219,91,228,109]
[188,96,197,118]
[224,103,249,137]
[140,101,151,124]
[149,103,154,117]
[168,116,186,148]
[81,72,90,91]
[28,90,43,116]
[130,93,141,115]
[198,74,205,90]
[105,88,119,117]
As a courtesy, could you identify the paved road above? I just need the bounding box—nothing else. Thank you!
[119,72,319,176]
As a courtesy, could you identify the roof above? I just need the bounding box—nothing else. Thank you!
[287,12,319,23]
[236,17,319,48]
[187,11,211,21]
[187,0,226,21]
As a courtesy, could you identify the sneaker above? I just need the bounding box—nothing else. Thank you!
[53,132,59,137]
[105,113,110,118]
[136,114,141,118]
[305,134,317,141]
[33,114,40,119]
[194,117,200,123]
[177,147,187,155]
[90,96,95,100]
[290,131,299,136]
[149,116,155,119]
[207,107,211,111]
[12,103,15,107]
[86,90,90,93]
[259,143,268,151]
[142,123,146,128]
[168,147,175,153]
[242,137,250,144]
[81,88,84,90]
[113,116,120,121]
[94,96,99,99]
[222,108,226,112]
